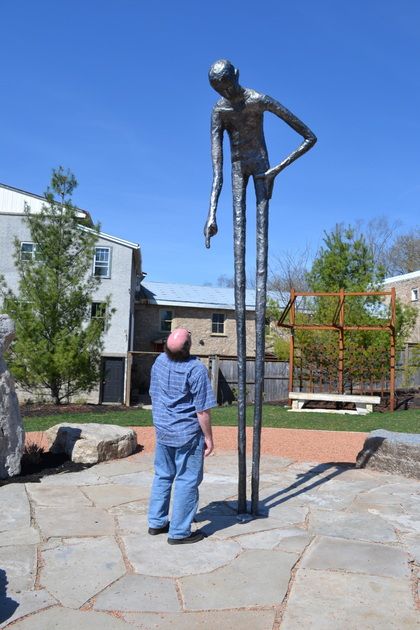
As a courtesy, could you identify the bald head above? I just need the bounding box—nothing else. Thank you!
[165,328,191,361]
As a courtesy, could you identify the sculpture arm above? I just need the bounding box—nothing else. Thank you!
[261,96,317,179]
[204,108,224,248]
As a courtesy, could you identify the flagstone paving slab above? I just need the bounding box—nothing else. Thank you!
[39,470,105,486]
[308,508,398,543]
[180,549,298,610]
[40,537,126,608]
[0,545,37,592]
[113,508,149,534]
[122,533,241,577]
[34,506,114,538]
[0,526,40,547]
[197,508,307,538]
[281,569,420,630]
[81,484,150,508]
[94,575,181,613]
[1,589,57,626]
[302,536,411,578]
[122,609,277,629]
[107,471,154,486]
[401,532,420,564]
[25,484,92,508]
[90,457,154,477]
[377,511,420,534]
[235,527,311,552]
[6,606,133,629]
[218,502,308,526]
[0,485,30,531]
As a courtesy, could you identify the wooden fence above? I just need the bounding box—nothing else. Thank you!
[128,352,290,405]
[209,356,289,404]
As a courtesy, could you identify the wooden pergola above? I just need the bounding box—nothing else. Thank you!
[277,288,397,411]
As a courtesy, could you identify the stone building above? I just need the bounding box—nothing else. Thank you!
[135,281,258,356]
[383,270,420,345]
[132,281,281,404]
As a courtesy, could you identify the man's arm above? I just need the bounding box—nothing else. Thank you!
[204,107,224,248]
[196,409,214,456]
[256,95,317,191]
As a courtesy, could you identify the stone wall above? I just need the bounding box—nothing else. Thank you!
[135,303,256,357]
[384,277,420,344]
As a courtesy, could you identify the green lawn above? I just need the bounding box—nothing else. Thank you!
[23,404,420,434]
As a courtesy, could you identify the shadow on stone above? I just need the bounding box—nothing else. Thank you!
[0,450,92,486]
[0,568,19,624]
[50,426,82,458]
[197,463,350,535]
[356,436,385,468]
[260,463,351,514]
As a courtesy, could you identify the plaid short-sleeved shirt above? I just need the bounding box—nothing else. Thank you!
[149,353,217,447]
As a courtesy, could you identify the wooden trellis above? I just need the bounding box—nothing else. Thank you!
[277,288,396,411]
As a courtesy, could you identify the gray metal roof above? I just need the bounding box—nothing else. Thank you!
[139,281,284,311]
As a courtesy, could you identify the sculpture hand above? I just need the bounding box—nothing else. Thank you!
[255,168,277,199]
[204,217,218,249]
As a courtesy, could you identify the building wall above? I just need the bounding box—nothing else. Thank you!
[384,277,420,344]
[0,213,139,404]
[0,214,135,356]
[135,303,256,356]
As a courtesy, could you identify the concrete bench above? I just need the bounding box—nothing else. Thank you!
[289,391,381,415]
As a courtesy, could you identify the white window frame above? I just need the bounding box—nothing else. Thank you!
[159,309,173,333]
[91,302,107,319]
[20,242,37,261]
[93,247,112,278]
[212,313,225,334]
[411,288,419,302]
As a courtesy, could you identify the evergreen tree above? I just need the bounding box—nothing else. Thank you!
[0,168,113,404]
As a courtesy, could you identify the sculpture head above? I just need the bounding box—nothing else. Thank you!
[209,59,242,99]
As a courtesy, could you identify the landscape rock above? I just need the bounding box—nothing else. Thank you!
[356,430,420,479]
[0,314,25,479]
[45,422,137,464]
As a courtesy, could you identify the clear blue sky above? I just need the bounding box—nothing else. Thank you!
[1,1,419,284]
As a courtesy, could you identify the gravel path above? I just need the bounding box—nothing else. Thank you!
[26,426,367,464]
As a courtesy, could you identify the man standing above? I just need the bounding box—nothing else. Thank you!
[148,328,217,544]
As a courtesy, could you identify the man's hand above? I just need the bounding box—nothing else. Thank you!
[197,409,214,456]
[204,216,218,249]
[204,436,214,457]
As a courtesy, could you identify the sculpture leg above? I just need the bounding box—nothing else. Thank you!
[232,164,248,514]
[251,179,269,516]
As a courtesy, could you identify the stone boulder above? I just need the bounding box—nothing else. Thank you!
[0,315,25,479]
[356,429,420,479]
[45,423,137,464]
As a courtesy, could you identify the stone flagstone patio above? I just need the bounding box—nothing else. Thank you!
[0,452,419,629]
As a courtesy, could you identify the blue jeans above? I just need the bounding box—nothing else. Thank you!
[148,433,204,539]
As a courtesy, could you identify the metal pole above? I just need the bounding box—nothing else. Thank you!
[338,288,345,394]
[251,192,269,516]
[390,287,396,412]
[288,289,296,404]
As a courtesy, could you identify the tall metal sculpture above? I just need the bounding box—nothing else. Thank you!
[204,60,317,515]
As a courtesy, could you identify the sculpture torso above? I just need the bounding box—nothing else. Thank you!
[214,88,269,168]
